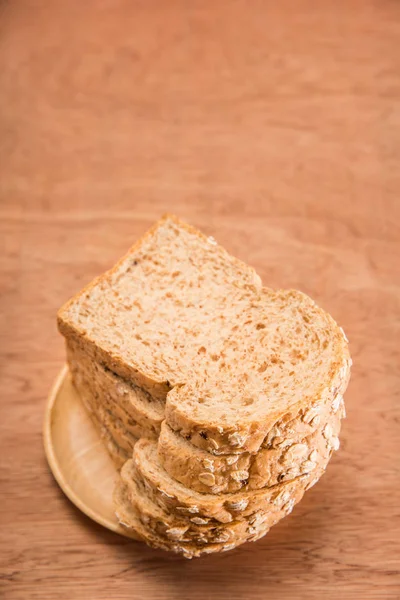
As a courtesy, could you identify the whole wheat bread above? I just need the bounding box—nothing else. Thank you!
[58,215,350,456]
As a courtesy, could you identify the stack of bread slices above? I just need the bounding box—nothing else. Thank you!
[58,215,351,558]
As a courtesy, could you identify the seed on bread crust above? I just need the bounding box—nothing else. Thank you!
[230,470,249,483]
[265,426,280,445]
[226,498,249,511]
[323,423,333,440]
[248,526,258,535]
[330,436,340,451]
[198,472,216,486]
[228,432,246,447]
[157,487,175,499]
[331,394,343,414]
[203,458,215,472]
[279,467,299,482]
[310,414,321,427]
[283,499,295,514]
[166,526,188,540]
[283,443,308,464]
[249,511,268,528]
[190,517,209,525]
[273,490,291,506]
[301,460,317,473]
[116,383,128,396]
[214,530,231,543]
[208,438,219,451]
[248,527,269,542]
[222,543,236,552]
[175,505,199,514]
[303,406,320,424]
[276,438,294,449]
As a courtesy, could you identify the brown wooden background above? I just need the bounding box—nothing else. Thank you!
[1,1,399,599]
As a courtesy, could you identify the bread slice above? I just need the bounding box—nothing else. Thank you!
[158,403,342,493]
[132,438,327,524]
[164,353,349,455]
[58,215,351,455]
[58,215,262,401]
[120,460,269,546]
[67,339,163,460]
[114,483,255,558]
[86,408,131,468]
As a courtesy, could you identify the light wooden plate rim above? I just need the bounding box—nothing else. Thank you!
[43,365,129,537]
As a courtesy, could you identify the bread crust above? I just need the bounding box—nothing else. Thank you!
[158,404,343,493]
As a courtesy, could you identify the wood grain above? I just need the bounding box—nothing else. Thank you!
[1,1,399,598]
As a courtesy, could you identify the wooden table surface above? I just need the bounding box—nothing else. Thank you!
[1,1,399,599]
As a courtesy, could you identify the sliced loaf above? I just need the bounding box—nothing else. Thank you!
[58,215,351,456]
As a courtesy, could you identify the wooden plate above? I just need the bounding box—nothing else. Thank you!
[43,366,136,538]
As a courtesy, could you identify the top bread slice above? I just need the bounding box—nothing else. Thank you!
[58,215,351,455]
